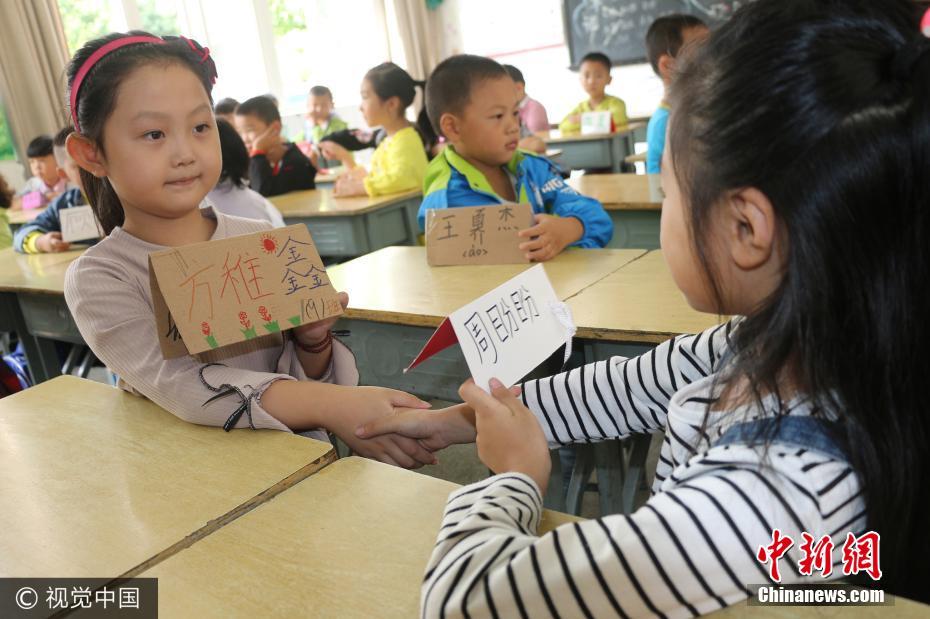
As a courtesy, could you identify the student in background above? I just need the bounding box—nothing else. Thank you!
[645,14,708,173]
[12,135,67,209]
[320,62,432,197]
[14,126,94,253]
[207,118,285,227]
[558,51,628,134]
[234,95,316,197]
[63,32,440,468]
[0,174,12,248]
[418,55,612,260]
[360,0,930,608]
[303,85,348,147]
[299,85,349,169]
[213,97,239,126]
[504,64,549,133]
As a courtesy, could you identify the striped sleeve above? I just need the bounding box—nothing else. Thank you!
[421,445,865,618]
[521,321,733,446]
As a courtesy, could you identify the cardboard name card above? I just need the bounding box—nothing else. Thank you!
[406,264,575,391]
[581,110,612,135]
[426,203,533,266]
[149,224,343,358]
[60,205,103,243]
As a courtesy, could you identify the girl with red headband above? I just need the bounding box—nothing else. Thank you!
[63,32,439,468]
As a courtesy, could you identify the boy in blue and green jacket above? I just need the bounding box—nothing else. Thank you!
[419,55,612,260]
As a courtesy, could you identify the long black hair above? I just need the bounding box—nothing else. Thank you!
[66,32,217,234]
[669,0,928,599]
[364,62,437,154]
[215,118,249,189]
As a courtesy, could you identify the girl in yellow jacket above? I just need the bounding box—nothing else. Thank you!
[321,63,433,197]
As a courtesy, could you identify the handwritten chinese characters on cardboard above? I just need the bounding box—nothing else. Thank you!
[425,203,533,266]
[149,224,342,358]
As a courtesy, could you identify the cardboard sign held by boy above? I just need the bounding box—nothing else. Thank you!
[149,224,342,359]
[425,203,533,266]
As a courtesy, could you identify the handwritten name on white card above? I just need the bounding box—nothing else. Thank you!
[60,205,103,243]
[449,264,572,391]
[581,110,612,135]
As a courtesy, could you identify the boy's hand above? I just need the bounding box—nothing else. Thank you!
[293,291,348,348]
[36,232,71,253]
[459,378,551,494]
[517,214,584,261]
[252,126,280,153]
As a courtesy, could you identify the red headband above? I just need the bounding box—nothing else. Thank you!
[70,35,166,132]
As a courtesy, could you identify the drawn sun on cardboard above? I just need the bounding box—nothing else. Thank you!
[260,233,278,254]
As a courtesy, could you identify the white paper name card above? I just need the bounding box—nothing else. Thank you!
[451,264,571,391]
[580,110,612,135]
[60,205,103,243]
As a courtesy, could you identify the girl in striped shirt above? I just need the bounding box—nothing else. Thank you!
[357,0,930,613]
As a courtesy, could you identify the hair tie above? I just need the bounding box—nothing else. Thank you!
[70,35,165,132]
[891,38,930,81]
[178,35,218,85]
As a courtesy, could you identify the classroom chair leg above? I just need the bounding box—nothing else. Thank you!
[61,345,82,375]
[564,443,596,515]
[621,433,653,513]
[76,348,96,379]
[543,449,566,512]
[594,440,628,515]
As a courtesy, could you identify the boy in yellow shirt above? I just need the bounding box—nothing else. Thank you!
[559,51,628,134]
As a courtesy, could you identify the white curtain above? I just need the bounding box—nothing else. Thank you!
[0,0,70,161]
[385,0,444,80]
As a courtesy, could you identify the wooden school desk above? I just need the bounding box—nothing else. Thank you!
[142,456,578,618]
[0,376,334,578]
[540,121,645,172]
[569,173,664,249]
[268,188,421,258]
[0,247,86,383]
[327,245,646,402]
[313,166,345,187]
[6,208,39,231]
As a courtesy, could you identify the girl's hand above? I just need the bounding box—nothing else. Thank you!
[459,378,551,494]
[355,402,479,451]
[517,214,584,262]
[329,386,437,468]
[293,291,348,347]
[319,141,351,166]
[333,174,367,198]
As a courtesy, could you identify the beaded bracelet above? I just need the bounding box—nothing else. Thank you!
[295,330,333,354]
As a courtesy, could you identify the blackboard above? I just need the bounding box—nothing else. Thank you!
[563,0,754,69]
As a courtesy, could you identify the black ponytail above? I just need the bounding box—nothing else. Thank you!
[669,0,929,600]
[66,31,217,234]
[364,63,437,155]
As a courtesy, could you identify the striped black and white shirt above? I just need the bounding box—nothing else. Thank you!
[421,322,865,618]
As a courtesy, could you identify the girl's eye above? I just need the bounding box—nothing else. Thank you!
[493,114,504,120]
[144,130,164,140]
[194,123,210,134]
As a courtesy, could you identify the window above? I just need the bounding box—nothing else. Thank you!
[0,101,15,161]
[268,0,391,122]
[57,0,120,55]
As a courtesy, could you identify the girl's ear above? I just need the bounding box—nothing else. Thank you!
[658,54,675,82]
[721,187,779,271]
[66,134,107,178]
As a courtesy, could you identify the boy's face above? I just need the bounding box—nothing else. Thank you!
[307,94,334,124]
[579,60,611,98]
[54,145,83,191]
[234,113,275,151]
[446,75,522,167]
[29,154,59,187]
